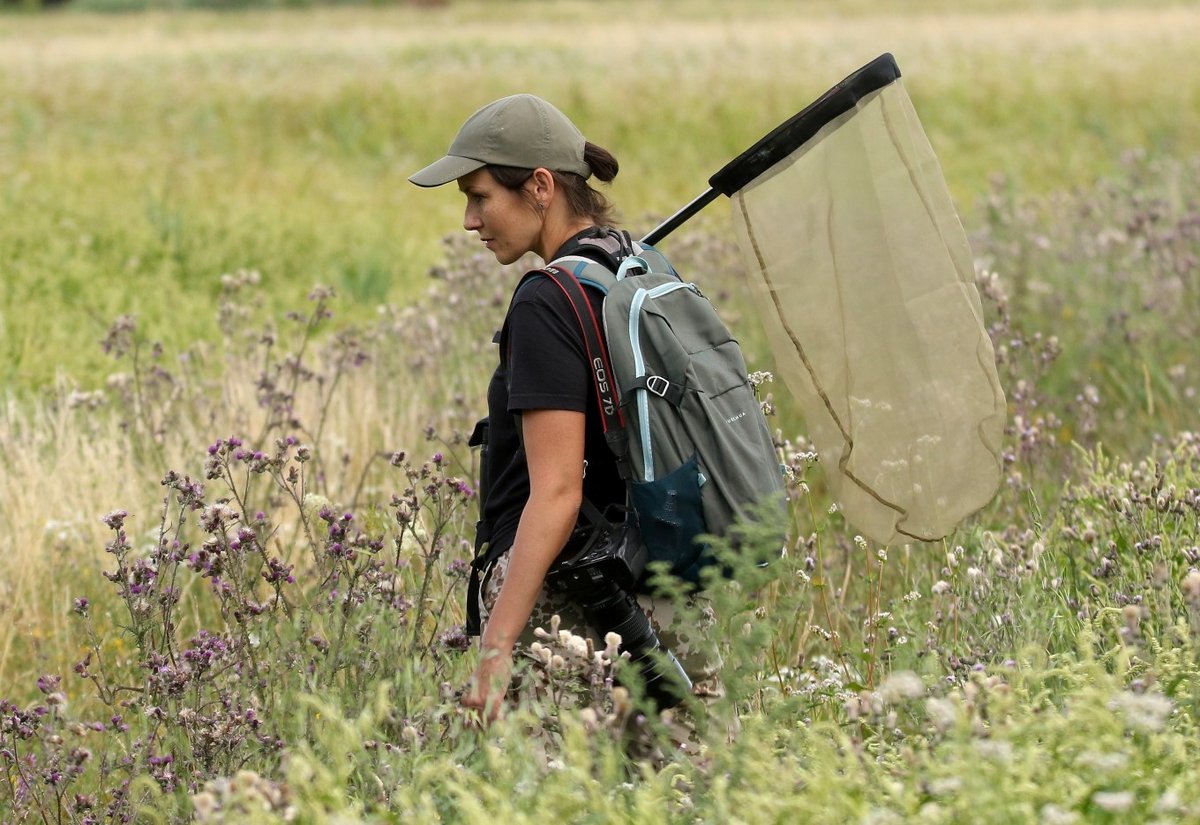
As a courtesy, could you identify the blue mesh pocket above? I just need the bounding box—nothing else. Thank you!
[630,455,708,579]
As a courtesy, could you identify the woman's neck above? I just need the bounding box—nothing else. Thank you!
[536,215,597,262]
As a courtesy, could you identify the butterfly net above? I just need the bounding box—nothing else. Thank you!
[719,58,1006,544]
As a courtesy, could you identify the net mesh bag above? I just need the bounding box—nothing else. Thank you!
[728,79,1006,544]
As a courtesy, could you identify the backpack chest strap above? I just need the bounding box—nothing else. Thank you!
[626,374,687,407]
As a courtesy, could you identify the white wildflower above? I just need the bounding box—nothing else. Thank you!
[1109,690,1173,733]
[529,642,552,666]
[231,770,261,791]
[1153,789,1183,815]
[191,792,219,821]
[579,708,599,731]
[301,494,332,517]
[1039,803,1079,825]
[1181,570,1200,604]
[878,671,924,703]
[861,809,904,825]
[926,776,961,797]
[565,634,589,660]
[1077,751,1129,773]
[925,696,958,731]
[1091,791,1134,813]
[974,739,1013,762]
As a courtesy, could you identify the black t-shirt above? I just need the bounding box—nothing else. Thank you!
[478,230,625,564]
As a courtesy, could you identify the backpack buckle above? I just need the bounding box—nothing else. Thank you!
[646,375,671,397]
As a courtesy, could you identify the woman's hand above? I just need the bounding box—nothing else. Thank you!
[462,646,513,724]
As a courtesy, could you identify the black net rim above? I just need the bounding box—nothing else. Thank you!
[708,53,901,196]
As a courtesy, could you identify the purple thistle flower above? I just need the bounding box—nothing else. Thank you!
[438,626,470,651]
[101,510,128,530]
[263,557,295,585]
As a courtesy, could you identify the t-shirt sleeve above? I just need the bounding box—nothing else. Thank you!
[505,282,589,414]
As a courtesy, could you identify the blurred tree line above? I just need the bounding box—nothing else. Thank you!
[2,0,448,11]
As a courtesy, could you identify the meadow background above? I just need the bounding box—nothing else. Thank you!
[3,0,1200,822]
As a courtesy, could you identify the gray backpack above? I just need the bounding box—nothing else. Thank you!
[534,230,785,584]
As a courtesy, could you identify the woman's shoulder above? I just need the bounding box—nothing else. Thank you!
[504,272,583,332]
[510,270,567,306]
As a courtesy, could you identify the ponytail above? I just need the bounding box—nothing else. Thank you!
[584,141,619,183]
[552,141,619,225]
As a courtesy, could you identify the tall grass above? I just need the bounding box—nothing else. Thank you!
[2,147,1199,820]
[3,3,1200,822]
[2,1,1199,387]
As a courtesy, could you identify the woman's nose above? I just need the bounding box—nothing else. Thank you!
[463,207,482,232]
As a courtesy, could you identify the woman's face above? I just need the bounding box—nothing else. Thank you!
[457,168,540,266]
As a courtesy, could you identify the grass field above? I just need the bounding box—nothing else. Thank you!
[3,2,1200,822]
[2,1,1199,388]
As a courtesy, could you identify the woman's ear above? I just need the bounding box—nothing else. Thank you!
[529,168,556,205]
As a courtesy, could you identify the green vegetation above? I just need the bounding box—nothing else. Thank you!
[2,2,1200,822]
[2,2,1199,387]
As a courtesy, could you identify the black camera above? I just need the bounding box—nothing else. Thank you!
[544,520,692,709]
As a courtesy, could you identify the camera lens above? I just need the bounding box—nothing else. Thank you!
[545,523,692,708]
[578,582,691,708]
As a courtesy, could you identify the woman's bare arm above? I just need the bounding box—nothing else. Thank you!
[463,408,585,720]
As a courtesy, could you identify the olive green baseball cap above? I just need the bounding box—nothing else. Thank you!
[409,94,591,188]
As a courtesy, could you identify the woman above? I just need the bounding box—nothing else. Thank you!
[409,94,638,722]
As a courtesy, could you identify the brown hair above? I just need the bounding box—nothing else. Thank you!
[488,141,620,226]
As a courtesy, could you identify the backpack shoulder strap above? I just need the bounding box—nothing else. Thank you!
[551,255,618,293]
[536,265,626,445]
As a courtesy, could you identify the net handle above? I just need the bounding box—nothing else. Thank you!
[641,53,901,246]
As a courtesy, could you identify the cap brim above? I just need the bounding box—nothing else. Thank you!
[408,154,487,188]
